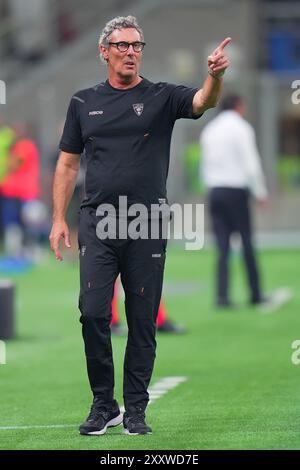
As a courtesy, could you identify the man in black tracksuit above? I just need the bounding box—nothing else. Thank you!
[49,15,231,435]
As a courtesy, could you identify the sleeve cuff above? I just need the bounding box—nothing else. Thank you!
[59,142,83,154]
[190,89,203,120]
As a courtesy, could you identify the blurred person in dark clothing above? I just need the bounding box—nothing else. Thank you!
[200,95,268,308]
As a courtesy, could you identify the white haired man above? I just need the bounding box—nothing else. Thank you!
[49,15,231,435]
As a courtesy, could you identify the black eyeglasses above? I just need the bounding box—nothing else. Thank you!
[108,41,146,52]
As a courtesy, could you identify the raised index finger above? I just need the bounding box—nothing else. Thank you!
[217,37,232,51]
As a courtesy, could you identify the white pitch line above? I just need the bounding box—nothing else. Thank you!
[0,376,187,431]
[0,424,77,431]
[120,376,187,412]
[259,287,294,314]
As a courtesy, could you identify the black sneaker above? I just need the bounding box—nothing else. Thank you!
[123,408,152,435]
[250,295,271,306]
[157,319,186,334]
[79,398,123,435]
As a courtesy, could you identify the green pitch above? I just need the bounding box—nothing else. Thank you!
[0,247,299,450]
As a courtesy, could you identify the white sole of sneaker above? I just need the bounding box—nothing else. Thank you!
[123,428,152,436]
[85,413,123,435]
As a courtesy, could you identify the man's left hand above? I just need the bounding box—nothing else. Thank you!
[207,37,231,78]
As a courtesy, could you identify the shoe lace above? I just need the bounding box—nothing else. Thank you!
[87,402,110,422]
[126,411,145,425]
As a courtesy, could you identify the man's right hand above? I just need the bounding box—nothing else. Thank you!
[49,220,71,261]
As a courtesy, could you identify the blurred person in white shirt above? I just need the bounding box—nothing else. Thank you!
[200,94,268,308]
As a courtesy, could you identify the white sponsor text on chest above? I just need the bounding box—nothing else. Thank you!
[89,110,103,116]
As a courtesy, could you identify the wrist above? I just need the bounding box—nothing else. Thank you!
[208,69,225,80]
[52,215,66,224]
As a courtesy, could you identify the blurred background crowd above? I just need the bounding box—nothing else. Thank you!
[0,0,300,272]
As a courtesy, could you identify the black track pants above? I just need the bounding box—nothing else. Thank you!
[209,187,261,304]
[78,208,166,411]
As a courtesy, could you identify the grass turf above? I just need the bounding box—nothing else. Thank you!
[0,247,299,450]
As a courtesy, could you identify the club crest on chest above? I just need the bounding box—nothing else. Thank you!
[132,103,144,116]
